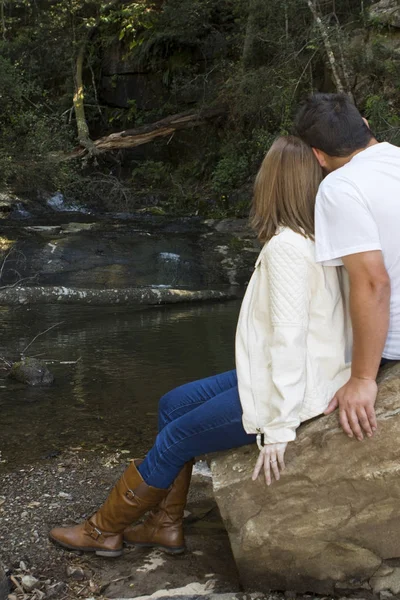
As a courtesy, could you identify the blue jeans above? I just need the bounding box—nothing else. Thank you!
[137,370,255,489]
[380,358,397,366]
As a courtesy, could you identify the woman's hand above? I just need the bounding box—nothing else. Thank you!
[252,443,288,486]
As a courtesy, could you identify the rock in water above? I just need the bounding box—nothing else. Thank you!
[211,362,400,595]
[9,357,54,386]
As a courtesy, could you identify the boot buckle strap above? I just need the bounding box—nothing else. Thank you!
[126,488,136,501]
[86,520,104,541]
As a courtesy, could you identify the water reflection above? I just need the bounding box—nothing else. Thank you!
[0,301,240,470]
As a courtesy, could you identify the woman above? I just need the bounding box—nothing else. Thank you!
[49,136,351,558]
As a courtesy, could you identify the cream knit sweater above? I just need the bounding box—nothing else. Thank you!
[236,227,352,443]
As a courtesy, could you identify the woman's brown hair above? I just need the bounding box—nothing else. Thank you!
[250,135,323,244]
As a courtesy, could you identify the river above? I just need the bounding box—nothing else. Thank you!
[0,300,241,471]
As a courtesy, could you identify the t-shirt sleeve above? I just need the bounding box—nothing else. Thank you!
[315,176,382,265]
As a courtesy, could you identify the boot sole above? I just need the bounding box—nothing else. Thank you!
[124,540,185,555]
[49,534,123,557]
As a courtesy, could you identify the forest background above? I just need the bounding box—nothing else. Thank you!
[1,0,399,217]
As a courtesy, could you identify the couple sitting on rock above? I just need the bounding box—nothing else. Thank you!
[49,93,400,557]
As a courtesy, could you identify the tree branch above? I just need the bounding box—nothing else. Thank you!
[1,0,6,41]
[56,106,226,160]
[306,0,345,94]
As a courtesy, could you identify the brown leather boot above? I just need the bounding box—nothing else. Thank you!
[49,460,168,557]
[123,460,193,554]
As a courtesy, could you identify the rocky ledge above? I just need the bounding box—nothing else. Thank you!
[370,0,400,28]
[211,361,400,596]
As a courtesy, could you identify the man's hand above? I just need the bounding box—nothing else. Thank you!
[252,443,287,486]
[325,376,378,440]
[331,250,389,440]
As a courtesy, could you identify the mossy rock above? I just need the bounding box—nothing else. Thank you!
[369,0,400,28]
[9,357,54,386]
[137,206,166,216]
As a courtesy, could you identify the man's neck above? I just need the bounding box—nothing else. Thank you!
[331,138,379,171]
[347,138,379,161]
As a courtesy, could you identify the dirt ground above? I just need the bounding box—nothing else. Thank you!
[0,448,242,600]
[1,448,365,600]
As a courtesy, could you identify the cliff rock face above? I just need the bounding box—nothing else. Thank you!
[100,41,222,109]
[370,0,400,28]
[211,362,400,595]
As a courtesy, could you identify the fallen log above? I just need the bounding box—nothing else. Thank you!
[0,286,239,306]
[60,106,226,159]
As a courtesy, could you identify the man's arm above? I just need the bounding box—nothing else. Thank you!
[325,250,391,439]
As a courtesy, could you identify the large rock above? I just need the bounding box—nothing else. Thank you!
[211,362,400,595]
[101,73,167,110]
[1,217,256,289]
[370,0,400,28]
[9,358,54,385]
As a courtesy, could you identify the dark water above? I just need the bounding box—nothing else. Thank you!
[0,301,241,471]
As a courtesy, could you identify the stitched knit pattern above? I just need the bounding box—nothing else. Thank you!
[265,241,309,327]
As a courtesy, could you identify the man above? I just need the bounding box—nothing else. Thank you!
[295,93,400,441]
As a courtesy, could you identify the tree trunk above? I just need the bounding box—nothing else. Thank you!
[242,0,258,69]
[242,0,268,70]
[73,40,94,151]
[60,107,225,159]
[71,0,121,153]
[1,0,6,41]
[0,285,238,306]
[306,0,345,94]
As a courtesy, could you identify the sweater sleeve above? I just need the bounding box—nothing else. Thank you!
[261,241,311,443]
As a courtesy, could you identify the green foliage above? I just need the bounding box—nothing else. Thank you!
[63,171,135,209]
[132,160,172,189]
[228,236,247,253]
[0,0,399,217]
[211,155,249,195]
[105,100,138,127]
[137,0,221,59]
[209,126,276,199]
[365,95,400,145]
[0,53,74,190]
[350,30,400,145]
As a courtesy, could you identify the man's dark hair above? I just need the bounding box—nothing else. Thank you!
[294,93,374,157]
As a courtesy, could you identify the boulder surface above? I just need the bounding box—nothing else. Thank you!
[9,357,54,385]
[211,362,400,595]
[370,0,400,28]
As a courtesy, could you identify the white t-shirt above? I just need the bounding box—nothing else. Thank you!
[315,142,400,359]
